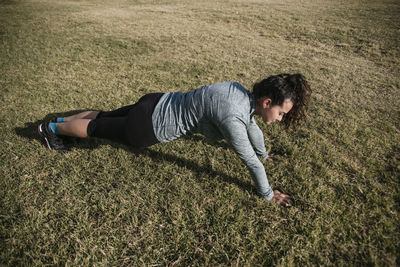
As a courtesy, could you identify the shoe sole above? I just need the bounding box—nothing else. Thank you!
[38,123,52,149]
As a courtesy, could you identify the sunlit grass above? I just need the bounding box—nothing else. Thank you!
[1,0,399,265]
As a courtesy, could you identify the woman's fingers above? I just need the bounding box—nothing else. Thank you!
[272,190,292,207]
[282,195,292,207]
[280,199,290,206]
[267,153,275,161]
[279,199,290,207]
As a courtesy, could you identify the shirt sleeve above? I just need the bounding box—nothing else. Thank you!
[247,117,269,159]
[218,117,274,200]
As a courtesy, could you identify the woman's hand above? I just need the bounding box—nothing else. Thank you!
[266,153,276,161]
[270,190,291,207]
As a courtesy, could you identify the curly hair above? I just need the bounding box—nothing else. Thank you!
[252,73,311,129]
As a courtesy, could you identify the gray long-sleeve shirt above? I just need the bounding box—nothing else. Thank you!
[152,82,274,200]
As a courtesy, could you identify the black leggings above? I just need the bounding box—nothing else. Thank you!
[87,93,164,147]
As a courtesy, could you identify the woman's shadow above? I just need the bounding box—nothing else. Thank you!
[15,111,255,195]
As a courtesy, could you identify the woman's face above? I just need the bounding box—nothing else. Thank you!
[259,98,294,125]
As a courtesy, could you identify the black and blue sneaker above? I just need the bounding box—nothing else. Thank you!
[38,122,67,151]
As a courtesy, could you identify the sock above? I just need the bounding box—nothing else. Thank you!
[56,117,65,122]
[48,122,61,135]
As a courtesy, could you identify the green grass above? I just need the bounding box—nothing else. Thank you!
[1,0,399,265]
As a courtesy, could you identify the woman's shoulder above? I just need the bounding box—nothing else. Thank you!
[204,81,250,97]
[204,82,253,119]
[207,81,246,89]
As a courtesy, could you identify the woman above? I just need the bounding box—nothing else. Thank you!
[38,73,311,207]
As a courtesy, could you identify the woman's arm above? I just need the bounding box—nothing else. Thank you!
[218,117,274,201]
[247,117,269,159]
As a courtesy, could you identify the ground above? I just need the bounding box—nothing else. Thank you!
[0,0,399,265]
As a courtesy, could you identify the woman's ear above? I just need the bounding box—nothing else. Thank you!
[263,98,272,109]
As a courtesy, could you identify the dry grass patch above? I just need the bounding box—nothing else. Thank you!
[1,0,399,265]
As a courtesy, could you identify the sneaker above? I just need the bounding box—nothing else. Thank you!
[38,122,67,151]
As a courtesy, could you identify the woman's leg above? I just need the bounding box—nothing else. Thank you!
[63,111,100,122]
[87,93,164,147]
[53,106,133,140]
[54,106,132,140]
[57,119,92,138]
[51,111,99,139]
[44,93,164,148]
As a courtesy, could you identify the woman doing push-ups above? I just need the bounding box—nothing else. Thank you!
[38,73,311,207]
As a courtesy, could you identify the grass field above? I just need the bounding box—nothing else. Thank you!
[1,0,399,265]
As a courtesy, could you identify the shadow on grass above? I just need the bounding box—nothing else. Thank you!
[139,147,254,195]
[15,111,254,196]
